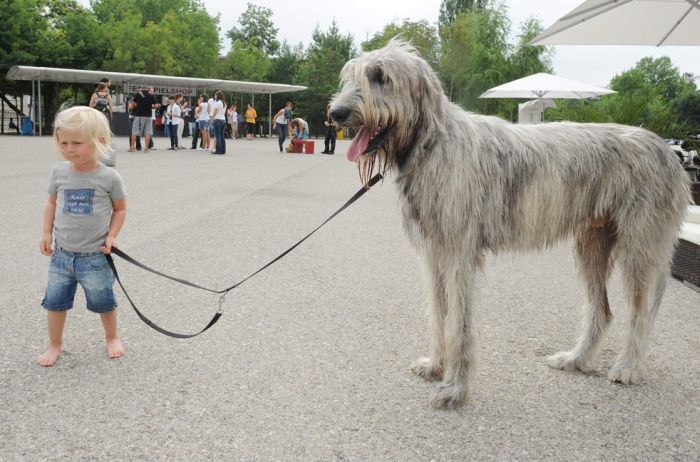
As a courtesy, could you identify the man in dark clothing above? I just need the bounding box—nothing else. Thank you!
[322,104,337,154]
[9,117,20,134]
[129,86,158,152]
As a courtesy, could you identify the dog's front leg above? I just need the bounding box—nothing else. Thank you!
[431,255,478,410]
[411,250,447,382]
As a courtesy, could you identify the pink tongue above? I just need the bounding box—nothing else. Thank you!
[347,127,371,162]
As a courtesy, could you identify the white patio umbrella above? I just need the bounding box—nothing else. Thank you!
[530,0,700,47]
[479,73,616,99]
[479,73,615,123]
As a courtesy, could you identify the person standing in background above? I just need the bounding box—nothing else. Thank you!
[211,91,227,155]
[197,94,210,151]
[129,86,158,153]
[322,104,337,155]
[229,105,239,139]
[166,94,182,150]
[272,105,288,153]
[245,103,257,140]
[284,102,293,137]
[181,100,191,138]
[89,83,113,121]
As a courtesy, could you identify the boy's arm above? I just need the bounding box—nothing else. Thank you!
[102,198,126,254]
[40,195,57,256]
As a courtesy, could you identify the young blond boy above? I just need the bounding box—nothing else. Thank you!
[38,106,127,366]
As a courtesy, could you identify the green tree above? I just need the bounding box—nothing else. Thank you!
[362,19,440,70]
[438,0,487,32]
[551,56,697,138]
[267,41,304,110]
[219,41,271,82]
[227,2,280,56]
[629,56,696,99]
[440,4,510,113]
[296,22,356,134]
[1,0,49,95]
[507,18,553,80]
[670,91,700,133]
[94,0,220,76]
[0,0,113,124]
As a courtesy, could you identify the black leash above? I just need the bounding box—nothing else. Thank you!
[106,173,384,339]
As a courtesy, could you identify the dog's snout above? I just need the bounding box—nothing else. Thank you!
[330,107,351,123]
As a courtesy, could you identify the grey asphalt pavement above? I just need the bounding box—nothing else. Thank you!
[1,134,698,461]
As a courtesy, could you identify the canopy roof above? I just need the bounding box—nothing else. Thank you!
[6,65,307,94]
[479,72,616,99]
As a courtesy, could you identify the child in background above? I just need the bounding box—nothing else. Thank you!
[38,106,127,367]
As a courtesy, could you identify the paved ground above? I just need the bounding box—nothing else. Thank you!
[0,134,698,461]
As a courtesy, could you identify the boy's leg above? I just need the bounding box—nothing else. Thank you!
[100,310,125,359]
[78,254,124,359]
[38,310,67,367]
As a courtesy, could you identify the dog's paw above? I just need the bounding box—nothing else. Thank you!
[546,351,589,372]
[608,362,643,384]
[430,382,468,410]
[411,357,443,382]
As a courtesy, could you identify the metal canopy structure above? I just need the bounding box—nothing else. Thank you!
[6,65,307,135]
[6,65,307,94]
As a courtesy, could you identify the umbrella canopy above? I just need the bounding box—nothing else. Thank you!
[530,0,700,47]
[479,73,616,99]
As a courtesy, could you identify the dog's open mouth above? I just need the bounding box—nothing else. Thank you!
[347,125,389,162]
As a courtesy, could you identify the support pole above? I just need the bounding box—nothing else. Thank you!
[268,92,272,140]
[31,80,35,136]
[38,78,42,136]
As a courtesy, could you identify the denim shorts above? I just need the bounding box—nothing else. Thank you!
[198,119,210,130]
[42,247,117,313]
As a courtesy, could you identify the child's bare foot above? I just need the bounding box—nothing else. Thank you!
[106,338,125,359]
[37,345,62,367]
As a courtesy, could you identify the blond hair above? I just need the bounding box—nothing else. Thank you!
[53,106,113,160]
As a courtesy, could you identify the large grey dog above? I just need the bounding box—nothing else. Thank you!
[329,40,690,409]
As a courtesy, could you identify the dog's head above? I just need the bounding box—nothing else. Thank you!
[330,39,445,175]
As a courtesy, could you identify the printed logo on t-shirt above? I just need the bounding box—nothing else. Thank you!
[64,189,95,215]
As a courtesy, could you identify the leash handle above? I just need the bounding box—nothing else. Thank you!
[106,253,223,339]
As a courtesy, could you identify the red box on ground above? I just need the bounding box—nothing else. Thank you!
[303,140,314,154]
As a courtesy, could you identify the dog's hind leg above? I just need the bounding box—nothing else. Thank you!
[430,254,478,409]
[547,220,617,373]
[411,251,447,382]
[608,240,672,384]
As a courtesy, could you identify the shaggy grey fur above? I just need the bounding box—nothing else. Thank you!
[330,40,691,409]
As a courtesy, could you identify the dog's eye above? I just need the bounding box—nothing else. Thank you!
[371,66,386,85]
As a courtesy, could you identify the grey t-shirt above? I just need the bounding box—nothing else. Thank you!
[48,161,126,252]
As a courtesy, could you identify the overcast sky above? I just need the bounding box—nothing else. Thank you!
[82,0,700,87]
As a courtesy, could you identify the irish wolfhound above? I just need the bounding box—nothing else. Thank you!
[329,40,690,409]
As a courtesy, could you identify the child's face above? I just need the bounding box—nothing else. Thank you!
[57,127,98,171]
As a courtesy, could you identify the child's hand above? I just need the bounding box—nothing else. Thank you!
[101,236,117,254]
[39,233,53,256]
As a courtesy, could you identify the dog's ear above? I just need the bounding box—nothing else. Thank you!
[417,62,446,131]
